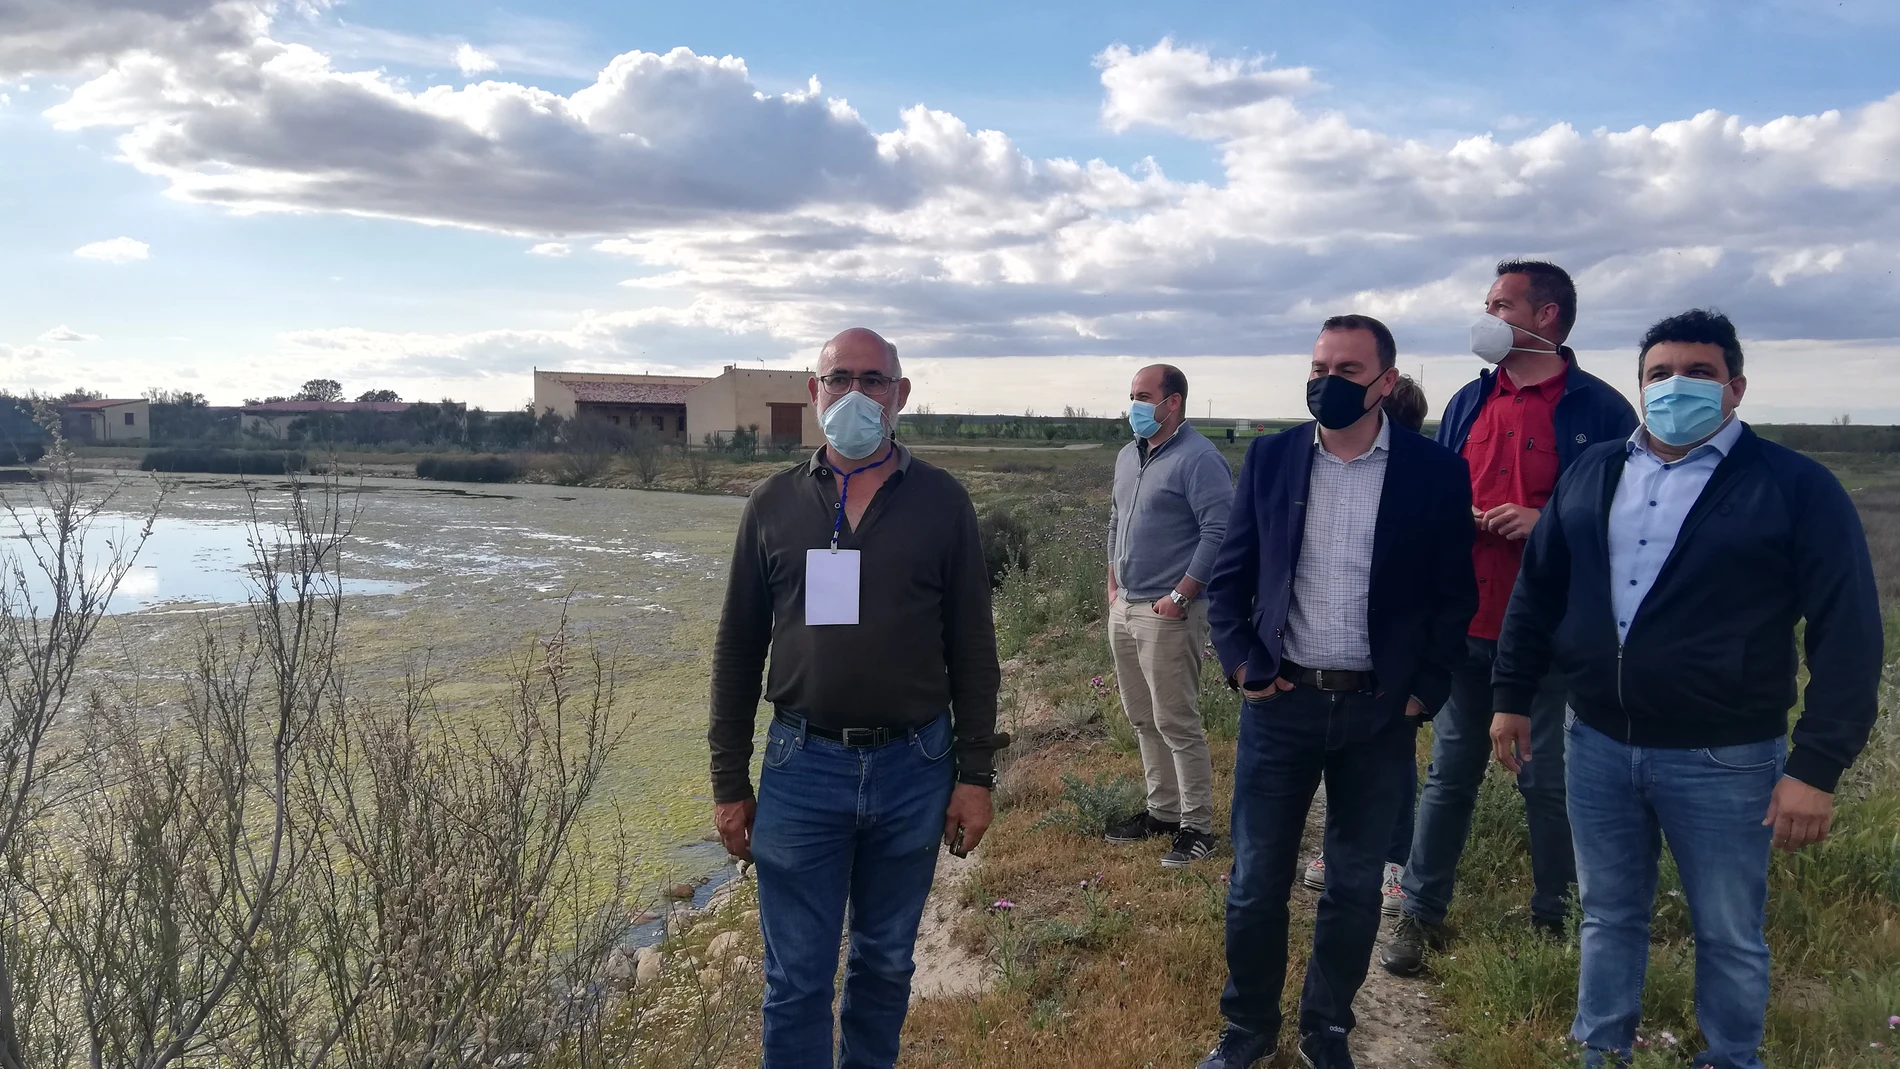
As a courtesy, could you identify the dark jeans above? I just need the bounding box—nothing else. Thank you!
[1567,714,1782,1069]
[751,712,955,1069]
[1221,686,1415,1040]
[1401,636,1574,925]
[1386,735,1417,866]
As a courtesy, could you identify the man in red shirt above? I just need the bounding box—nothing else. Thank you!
[1381,260,1636,976]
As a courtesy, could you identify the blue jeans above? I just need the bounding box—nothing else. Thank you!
[1222,686,1415,1040]
[751,712,955,1069]
[1402,636,1574,924]
[1566,713,1784,1069]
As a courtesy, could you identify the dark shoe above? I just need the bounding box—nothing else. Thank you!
[1378,912,1448,976]
[1161,827,1217,868]
[1297,1028,1355,1068]
[1104,811,1178,844]
[1195,1024,1276,1068]
[1531,913,1566,941]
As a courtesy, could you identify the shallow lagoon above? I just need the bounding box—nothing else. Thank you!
[2,471,749,894]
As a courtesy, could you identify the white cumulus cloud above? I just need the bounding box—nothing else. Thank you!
[14,7,1900,419]
[452,42,497,75]
[39,325,100,342]
[73,236,150,263]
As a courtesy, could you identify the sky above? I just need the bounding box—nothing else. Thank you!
[3,0,1899,421]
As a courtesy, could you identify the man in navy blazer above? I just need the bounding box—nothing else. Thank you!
[1197,315,1477,1069]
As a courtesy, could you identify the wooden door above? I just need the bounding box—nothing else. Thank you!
[769,403,804,447]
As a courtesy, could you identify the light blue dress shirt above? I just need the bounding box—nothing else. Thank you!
[1607,417,1746,643]
[1285,413,1390,671]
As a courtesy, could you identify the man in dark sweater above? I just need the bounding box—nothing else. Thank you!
[709,327,1003,1069]
[1493,309,1884,1069]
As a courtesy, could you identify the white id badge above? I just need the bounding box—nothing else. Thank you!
[804,549,861,626]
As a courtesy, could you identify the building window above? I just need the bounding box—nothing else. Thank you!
[677,416,687,431]
[611,415,620,424]
[124,412,136,426]
[653,416,664,429]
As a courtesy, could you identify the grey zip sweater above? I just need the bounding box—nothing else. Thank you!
[1108,424,1234,602]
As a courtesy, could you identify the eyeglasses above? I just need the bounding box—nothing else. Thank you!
[818,373,895,398]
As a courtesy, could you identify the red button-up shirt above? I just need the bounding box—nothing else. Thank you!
[1462,367,1566,640]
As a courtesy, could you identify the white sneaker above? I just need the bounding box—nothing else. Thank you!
[1302,855,1326,891]
[1381,862,1406,917]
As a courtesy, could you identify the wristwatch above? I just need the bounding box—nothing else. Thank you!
[957,769,998,790]
[1167,590,1190,608]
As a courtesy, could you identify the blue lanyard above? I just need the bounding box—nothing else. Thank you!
[829,446,893,551]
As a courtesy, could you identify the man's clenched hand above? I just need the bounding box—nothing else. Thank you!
[715,799,757,861]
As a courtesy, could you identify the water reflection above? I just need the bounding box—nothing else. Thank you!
[0,509,413,615]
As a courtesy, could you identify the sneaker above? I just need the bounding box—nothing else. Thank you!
[1297,1027,1356,1068]
[1161,827,1217,868]
[1103,811,1177,844]
[1377,912,1449,977]
[1531,913,1566,941]
[1195,1024,1276,1069]
[1301,855,1326,891]
[1380,862,1406,917]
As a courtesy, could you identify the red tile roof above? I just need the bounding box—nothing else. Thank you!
[62,398,143,410]
[568,380,704,405]
[241,401,414,414]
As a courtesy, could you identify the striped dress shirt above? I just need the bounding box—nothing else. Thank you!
[1284,414,1391,672]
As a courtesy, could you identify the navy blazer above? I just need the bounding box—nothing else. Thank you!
[1206,420,1478,721]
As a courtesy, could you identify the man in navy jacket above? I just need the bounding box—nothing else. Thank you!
[1494,309,1883,1069]
[1198,315,1476,1069]
[1383,260,1637,976]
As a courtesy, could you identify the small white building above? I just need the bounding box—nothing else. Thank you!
[240,400,414,438]
[60,398,149,444]
[532,367,821,450]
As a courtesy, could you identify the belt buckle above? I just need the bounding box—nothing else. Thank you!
[841,727,877,747]
[1315,669,1347,691]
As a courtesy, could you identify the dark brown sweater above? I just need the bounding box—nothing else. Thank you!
[708,444,1002,804]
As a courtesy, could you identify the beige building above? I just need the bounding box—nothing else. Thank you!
[240,400,413,438]
[533,366,821,450]
[60,398,149,444]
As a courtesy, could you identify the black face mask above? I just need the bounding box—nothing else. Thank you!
[1306,374,1378,430]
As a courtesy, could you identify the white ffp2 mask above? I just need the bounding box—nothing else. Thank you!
[1470,312,1560,365]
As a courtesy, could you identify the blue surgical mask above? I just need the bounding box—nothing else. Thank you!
[1128,400,1162,438]
[820,389,889,460]
[1642,375,1729,446]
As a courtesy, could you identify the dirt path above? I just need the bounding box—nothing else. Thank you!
[909,848,986,1002]
[1297,786,1450,1069]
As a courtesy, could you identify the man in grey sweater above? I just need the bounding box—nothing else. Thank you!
[1104,364,1235,867]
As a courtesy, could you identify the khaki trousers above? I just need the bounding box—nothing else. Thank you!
[1107,597,1215,833]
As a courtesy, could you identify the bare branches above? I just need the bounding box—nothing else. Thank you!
[0,456,726,1069]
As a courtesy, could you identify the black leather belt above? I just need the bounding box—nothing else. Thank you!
[774,709,902,747]
[1278,659,1375,693]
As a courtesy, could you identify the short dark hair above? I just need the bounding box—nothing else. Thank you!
[1496,259,1577,338]
[1382,373,1428,432]
[1150,363,1188,405]
[1638,308,1744,378]
[1319,314,1397,370]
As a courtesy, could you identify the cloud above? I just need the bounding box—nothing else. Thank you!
[0,0,266,79]
[73,236,150,262]
[452,42,497,75]
[527,241,570,256]
[38,325,100,342]
[1096,38,1318,136]
[17,13,1900,416]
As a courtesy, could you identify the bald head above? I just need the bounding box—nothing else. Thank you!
[819,327,901,378]
[809,326,912,427]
